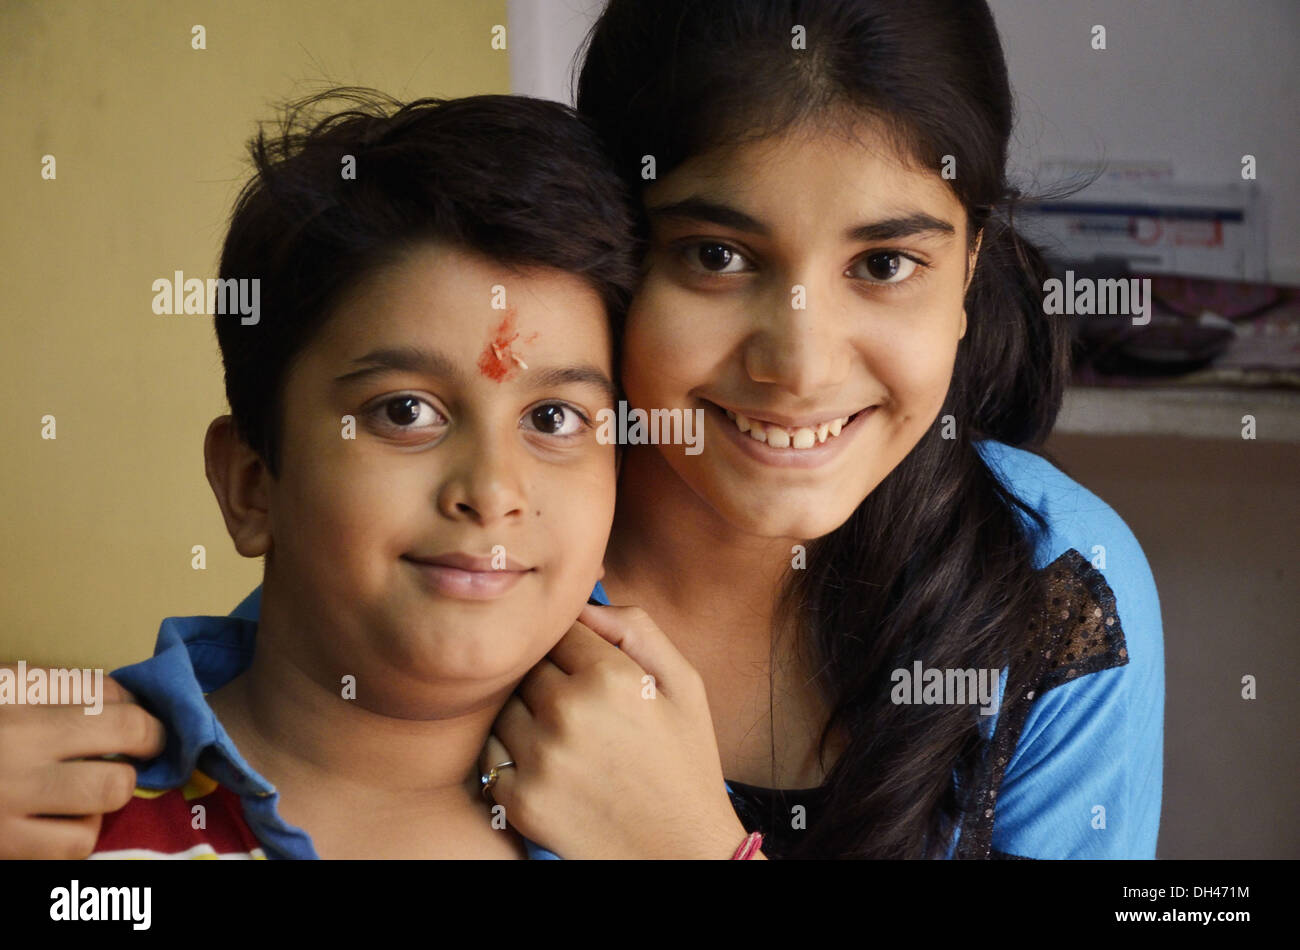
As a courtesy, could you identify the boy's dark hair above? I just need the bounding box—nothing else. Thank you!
[216,88,640,475]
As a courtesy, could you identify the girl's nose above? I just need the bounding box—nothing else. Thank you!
[743,278,851,398]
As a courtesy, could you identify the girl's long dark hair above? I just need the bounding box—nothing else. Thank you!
[577,0,1072,857]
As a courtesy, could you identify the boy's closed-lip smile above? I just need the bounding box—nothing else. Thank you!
[401,550,535,600]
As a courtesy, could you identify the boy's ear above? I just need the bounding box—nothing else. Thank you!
[204,415,273,558]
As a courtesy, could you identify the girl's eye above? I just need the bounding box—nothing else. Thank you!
[523,402,588,437]
[687,241,750,274]
[375,395,445,429]
[850,251,922,284]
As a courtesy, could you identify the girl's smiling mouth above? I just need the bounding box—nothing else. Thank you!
[701,398,876,468]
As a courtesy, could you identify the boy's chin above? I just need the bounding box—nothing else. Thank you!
[403,649,538,692]
[326,638,532,720]
[369,625,554,690]
[351,678,522,722]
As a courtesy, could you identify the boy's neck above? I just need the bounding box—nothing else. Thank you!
[205,596,521,857]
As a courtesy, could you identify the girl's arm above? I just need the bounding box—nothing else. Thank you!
[990,544,1164,859]
[975,442,1165,859]
[0,664,166,858]
[485,605,758,859]
[972,447,1164,862]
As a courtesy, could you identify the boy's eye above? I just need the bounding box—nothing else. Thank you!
[849,251,923,284]
[686,241,751,274]
[378,395,445,429]
[523,402,587,437]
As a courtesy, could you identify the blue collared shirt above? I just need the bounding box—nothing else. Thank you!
[110,614,561,859]
[110,616,319,859]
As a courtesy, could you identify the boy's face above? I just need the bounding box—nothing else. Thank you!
[258,243,617,717]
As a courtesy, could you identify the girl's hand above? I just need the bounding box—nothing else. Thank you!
[484,604,755,859]
[0,666,166,858]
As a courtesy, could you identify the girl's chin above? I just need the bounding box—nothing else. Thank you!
[709,492,861,542]
[642,441,870,539]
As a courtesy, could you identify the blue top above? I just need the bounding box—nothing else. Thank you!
[974,440,1163,858]
[118,439,1162,859]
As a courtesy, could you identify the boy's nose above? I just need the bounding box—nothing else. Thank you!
[436,444,528,527]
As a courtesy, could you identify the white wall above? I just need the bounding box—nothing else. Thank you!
[509,0,1298,283]
[989,0,1299,284]
[507,0,603,106]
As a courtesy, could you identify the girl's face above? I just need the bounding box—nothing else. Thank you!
[624,120,975,541]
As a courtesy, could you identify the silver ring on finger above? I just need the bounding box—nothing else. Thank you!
[480,760,516,801]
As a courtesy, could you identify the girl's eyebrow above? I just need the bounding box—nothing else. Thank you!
[648,197,769,236]
[847,213,955,242]
[648,196,956,242]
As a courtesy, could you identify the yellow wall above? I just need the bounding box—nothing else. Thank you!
[0,0,510,669]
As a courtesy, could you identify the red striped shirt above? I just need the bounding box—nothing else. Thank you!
[90,769,267,860]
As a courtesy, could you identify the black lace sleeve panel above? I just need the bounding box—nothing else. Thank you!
[953,548,1129,859]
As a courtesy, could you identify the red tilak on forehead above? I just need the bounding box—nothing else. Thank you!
[476,310,538,382]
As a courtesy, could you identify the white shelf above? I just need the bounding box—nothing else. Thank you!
[1055,386,1300,442]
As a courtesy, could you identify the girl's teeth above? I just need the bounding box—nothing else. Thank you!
[725,406,856,449]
